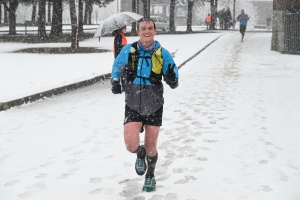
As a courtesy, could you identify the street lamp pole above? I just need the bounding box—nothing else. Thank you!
[75,0,79,49]
[117,0,120,13]
[148,0,151,17]
[233,0,236,29]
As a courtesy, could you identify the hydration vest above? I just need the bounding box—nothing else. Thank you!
[128,42,163,84]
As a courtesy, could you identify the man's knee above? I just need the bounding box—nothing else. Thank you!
[126,143,139,153]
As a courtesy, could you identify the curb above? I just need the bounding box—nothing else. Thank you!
[0,73,110,111]
[0,35,222,112]
[178,35,222,69]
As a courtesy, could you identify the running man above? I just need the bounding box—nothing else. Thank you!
[237,9,250,41]
[110,17,179,192]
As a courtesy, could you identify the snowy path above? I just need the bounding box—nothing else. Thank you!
[1,33,300,200]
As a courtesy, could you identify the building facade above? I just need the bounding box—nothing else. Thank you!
[120,0,205,26]
[121,0,274,27]
[272,0,300,53]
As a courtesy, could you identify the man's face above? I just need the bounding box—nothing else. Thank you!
[136,20,157,44]
[241,9,245,14]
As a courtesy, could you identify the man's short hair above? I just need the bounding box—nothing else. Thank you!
[136,17,156,31]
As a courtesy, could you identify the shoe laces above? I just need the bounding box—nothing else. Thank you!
[136,159,144,167]
[144,177,152,186]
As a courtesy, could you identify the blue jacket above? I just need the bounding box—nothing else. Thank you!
[237,14,249,26]
[111,40,179,115]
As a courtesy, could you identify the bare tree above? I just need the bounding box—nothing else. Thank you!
[78,0,84,35]
[142,0,150,18]
[0,3,2,24]
[84,0,92,24]
[131,0,137,33]
[169,0,176,33]
[38,0,47,38]
[1,0,19,35]
[186,0,194,33]
[210,0,218,29]
[31,1,37,24]
[49,0,62,37]
[47,0,51,23]
[69,0,78,48]
[4,4,8,23]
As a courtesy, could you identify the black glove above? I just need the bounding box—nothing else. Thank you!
[121,64,136,82]
[165,64,176,81]
[111,80,122,94]
[164,64,178,89]
[120,64,136,88]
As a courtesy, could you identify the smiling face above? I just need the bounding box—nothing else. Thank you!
[136,19,157,48]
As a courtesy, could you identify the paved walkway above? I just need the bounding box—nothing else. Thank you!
[1,32,300,200]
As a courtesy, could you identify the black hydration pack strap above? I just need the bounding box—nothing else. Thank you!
[128,42,162,85]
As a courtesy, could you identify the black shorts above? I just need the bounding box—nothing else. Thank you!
[124,105,163,126]
[240,25,247,34]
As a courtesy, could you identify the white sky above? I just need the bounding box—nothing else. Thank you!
[1,30,300,200]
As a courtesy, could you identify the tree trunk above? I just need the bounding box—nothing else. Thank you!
[4,6,8,23]
[38,0,47,38]
[49,0,63,37]
[210,0,218,30]
[88,2,92,24]
[186,0,194,33]
[47,0,51,24]
[136,0,139,14]
[84,1,88,24]
[169,0,176,33]
[69,0,78,49]
[3,0,19,35]
[32,3,37,24]
[131,0,136,33]
[0,4,2,24]
[142,0,149,18]
[78,0,84,35]
[84,0,92,25]
[147,0,150,18]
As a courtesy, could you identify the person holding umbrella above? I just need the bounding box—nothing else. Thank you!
[113,25,127,58]
[110,18,179,192]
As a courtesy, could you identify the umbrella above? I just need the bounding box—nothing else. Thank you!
[94,12,143,38]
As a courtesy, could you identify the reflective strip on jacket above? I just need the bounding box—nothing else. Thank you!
[111,41,179,115]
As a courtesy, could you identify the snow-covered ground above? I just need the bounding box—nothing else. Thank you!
[1,32,300,200]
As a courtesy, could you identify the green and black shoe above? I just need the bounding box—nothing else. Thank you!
[142,177,156,192]
[135,146,146,175]
[135,158,146,175]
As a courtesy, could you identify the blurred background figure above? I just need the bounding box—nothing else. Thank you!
[224,7,232,30]
[266,16,271,30]
[205,14,211,30]
[237,9,250,41]
[113,25,127,58]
